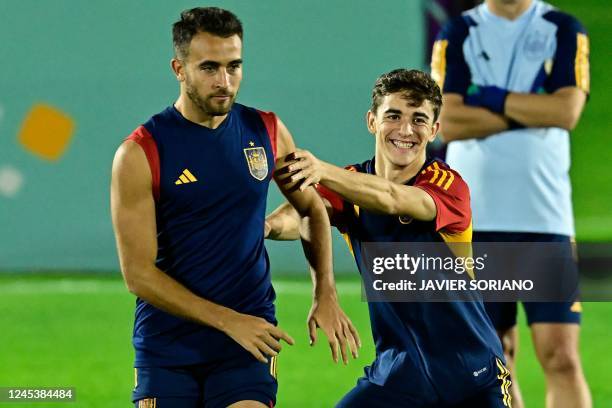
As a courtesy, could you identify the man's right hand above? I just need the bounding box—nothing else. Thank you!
[222,311,295,363]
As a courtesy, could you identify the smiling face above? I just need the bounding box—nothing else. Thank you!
[367,92,439,169]
[173,31,243,116]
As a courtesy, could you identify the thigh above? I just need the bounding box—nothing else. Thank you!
[133,366,201,407]
[203,355,277,408]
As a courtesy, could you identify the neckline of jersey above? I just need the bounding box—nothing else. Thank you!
[170,104,233,134]
[481,0,537,25]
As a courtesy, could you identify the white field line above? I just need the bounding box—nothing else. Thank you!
[0,279,363,295]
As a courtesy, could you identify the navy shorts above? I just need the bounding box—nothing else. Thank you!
[336,365,513,408]
[133,355,278,408]
[474,231,581,328]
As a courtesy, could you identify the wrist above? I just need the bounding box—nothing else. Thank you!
[318,161,334,184]
[210,305,237,333]
[313,282,338,301]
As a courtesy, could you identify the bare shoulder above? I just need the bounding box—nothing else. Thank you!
[275,116,297,158]
[111,140,152,198]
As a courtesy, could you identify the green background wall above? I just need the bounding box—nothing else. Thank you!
[0,1,423,271]
[0,1,609,273]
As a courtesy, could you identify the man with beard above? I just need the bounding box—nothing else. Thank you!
[110,7,359,408]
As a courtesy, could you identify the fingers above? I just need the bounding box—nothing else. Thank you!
[308,318,317,346]
[347,319,362,351]
[336,330,349,365]
[269,325,295,346]
[328,336,339,364]
[246,345,269,364]
[256,339,280,358]
[299,176,318,191]
[261,332,283,353]
[344,323,359,359]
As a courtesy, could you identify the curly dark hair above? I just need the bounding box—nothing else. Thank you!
[370,69,443,122]
[173,7,243,59]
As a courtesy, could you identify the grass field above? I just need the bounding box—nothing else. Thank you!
[0,274,610,407]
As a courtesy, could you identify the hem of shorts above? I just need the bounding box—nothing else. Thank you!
[472,225,574,236]
[526,314,581,326]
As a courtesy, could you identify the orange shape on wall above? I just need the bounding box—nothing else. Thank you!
[18,104,75,161]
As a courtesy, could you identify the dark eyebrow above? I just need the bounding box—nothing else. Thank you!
[413,111,430,120]
[384,109,402,115]
[199,60,220,69]
[229,59,243,65]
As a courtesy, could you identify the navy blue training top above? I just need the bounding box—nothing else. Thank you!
[318,158,506,406]
[126,103,278,367]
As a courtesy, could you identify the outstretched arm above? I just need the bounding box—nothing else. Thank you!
[273,118,361,364]
[280,150,437,221]
[111,140,293,363]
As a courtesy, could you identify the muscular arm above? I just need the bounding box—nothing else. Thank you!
[285,151,437,221]
[111,141,292,363]
[440,93,510,142]
[505,86,586,130]
[274,119,336,299]
[111,141,231,327]
[273,118,360,362]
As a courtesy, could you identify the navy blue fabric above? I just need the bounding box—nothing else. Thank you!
[133,103,276,367]
[542,10,588,93]
[133,356,277,407]
[474,231,581,327]
[337,369,510,408]
[436,15,473,95]
[336,159,504,406]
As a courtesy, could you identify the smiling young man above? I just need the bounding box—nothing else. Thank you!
[111,7,359,408]
[267,69,511,407]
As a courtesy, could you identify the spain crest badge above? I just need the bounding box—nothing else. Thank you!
[243,146,268,181]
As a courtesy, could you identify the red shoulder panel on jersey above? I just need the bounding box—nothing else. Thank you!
[125,126,160,201]
[256,110,278,161]
[316,184,344,215]
[414,161,471,234]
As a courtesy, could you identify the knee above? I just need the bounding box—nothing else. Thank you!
[539,346,582,377]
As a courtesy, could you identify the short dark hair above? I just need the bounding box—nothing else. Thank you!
[370,69,443,122]
[173,7,243,59]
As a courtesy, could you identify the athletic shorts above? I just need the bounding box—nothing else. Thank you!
[474,231,581,328]
[133,355,277,408]
[336,363,513,408]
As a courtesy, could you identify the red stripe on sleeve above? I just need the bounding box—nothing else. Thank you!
[256,110,278,161]
[414,162,471,234]
[125,126,160,202]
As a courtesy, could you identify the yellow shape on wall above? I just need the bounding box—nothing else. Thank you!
[18,104,75,161]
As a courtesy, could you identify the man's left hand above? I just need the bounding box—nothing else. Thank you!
[307,294,361,364]
[281,149,325,191]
